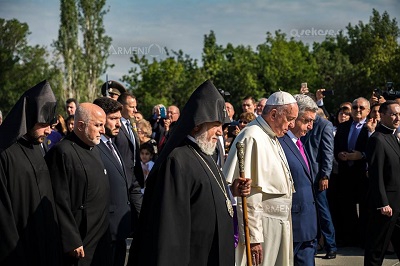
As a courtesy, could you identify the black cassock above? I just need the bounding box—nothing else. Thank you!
[129,140,234,266]
[45,132,111,266]
[0,139,61,265]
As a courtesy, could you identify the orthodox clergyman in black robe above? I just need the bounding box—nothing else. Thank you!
[0,80,61,265]
[127,80,251,266]
[45,103,111,266]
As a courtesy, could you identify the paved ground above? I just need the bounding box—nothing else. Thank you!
[315,247,399,266]
[127,239,399,265]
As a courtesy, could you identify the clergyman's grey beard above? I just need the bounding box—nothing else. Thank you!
[195,129,216,155]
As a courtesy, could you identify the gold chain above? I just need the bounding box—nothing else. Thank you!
[190,146,229,198]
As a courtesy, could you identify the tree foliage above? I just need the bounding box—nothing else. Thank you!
[122,49,205,117]
[54,0,112,104]
[123,9,399,117]
[1,9,399,119]
[0,18,62,115]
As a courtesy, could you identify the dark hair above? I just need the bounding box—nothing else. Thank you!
[66,98,78,105]
[242,96,256,104]
[370,102,382,110]
[379,100,398,114]
[117,92,136,105]
[93,97,123,114]
[140,142,155,155]
[65,114,75,123]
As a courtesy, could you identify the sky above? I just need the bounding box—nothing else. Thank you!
[0,0,399,82]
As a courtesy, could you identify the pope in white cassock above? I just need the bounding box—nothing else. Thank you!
[224,91,299,266]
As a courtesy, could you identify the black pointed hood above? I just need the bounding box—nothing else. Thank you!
[0,80,57,152]
[146,79,229,184]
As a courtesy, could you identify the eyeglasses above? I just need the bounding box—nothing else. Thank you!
[352,105,367,110]
[238,120,248,124]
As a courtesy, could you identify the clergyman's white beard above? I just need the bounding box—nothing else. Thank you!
[195,129,216,155]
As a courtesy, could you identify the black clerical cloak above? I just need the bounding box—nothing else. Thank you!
[45,132,111,266]
[129,140,234,266]
[0,139,61,265]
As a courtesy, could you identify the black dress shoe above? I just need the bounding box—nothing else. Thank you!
[323,251,337,259]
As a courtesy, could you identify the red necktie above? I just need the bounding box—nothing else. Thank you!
[296,139,309,171]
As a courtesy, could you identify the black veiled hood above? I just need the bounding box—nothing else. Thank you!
[0,80,57,152]
[146,79,229,184]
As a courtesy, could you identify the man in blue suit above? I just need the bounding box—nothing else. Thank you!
[94,97,143,266]
[302,113,337,259]
[279,94,318,265]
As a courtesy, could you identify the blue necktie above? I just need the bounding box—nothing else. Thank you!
[348,122,362,151]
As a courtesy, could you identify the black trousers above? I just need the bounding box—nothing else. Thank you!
[364,211,400,266]
[110,240,127,266]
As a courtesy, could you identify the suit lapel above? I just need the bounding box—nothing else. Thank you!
[114,142,128,179]
[120,121,131,142]
[283,135,312,181]
[343,121,352,150]
[384,134,400,157]
[99,141,125,177]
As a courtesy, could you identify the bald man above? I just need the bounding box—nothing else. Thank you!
[46,103,111,266]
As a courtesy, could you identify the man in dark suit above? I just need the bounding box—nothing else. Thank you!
[279,94,318,265]
[94,97,142,266]
[334,97,375,246]
[302,114,337,259]
[115,92,145,189]
[364,101,400,265]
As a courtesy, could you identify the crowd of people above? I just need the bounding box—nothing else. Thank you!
[1,78,400,266]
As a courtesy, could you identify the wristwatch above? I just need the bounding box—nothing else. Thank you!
[321,176,329,180]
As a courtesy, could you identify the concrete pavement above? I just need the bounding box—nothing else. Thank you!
[126,238,399,265]
[315,247,399,266]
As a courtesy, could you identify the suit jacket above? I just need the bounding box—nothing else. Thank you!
[114,120,145,188]
[334,119,369,175]
[302,115,334,185]
[279,134,317,242]
[98,141,142,241]
[366,125,400,212]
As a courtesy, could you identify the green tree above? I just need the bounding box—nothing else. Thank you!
[257,30,318,95]
[0,18,62,115]
[78,0,113,101]
[53,0,84,102]
[338,9,400,98]
[54,0,112,103]
[312,36,354,111]
[123,49,205,117]
[211,43,261,111]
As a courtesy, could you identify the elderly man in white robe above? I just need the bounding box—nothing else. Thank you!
[224,91,298,266]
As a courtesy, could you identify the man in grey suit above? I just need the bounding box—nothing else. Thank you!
[302,113,337,259]
[94,97,142,266]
